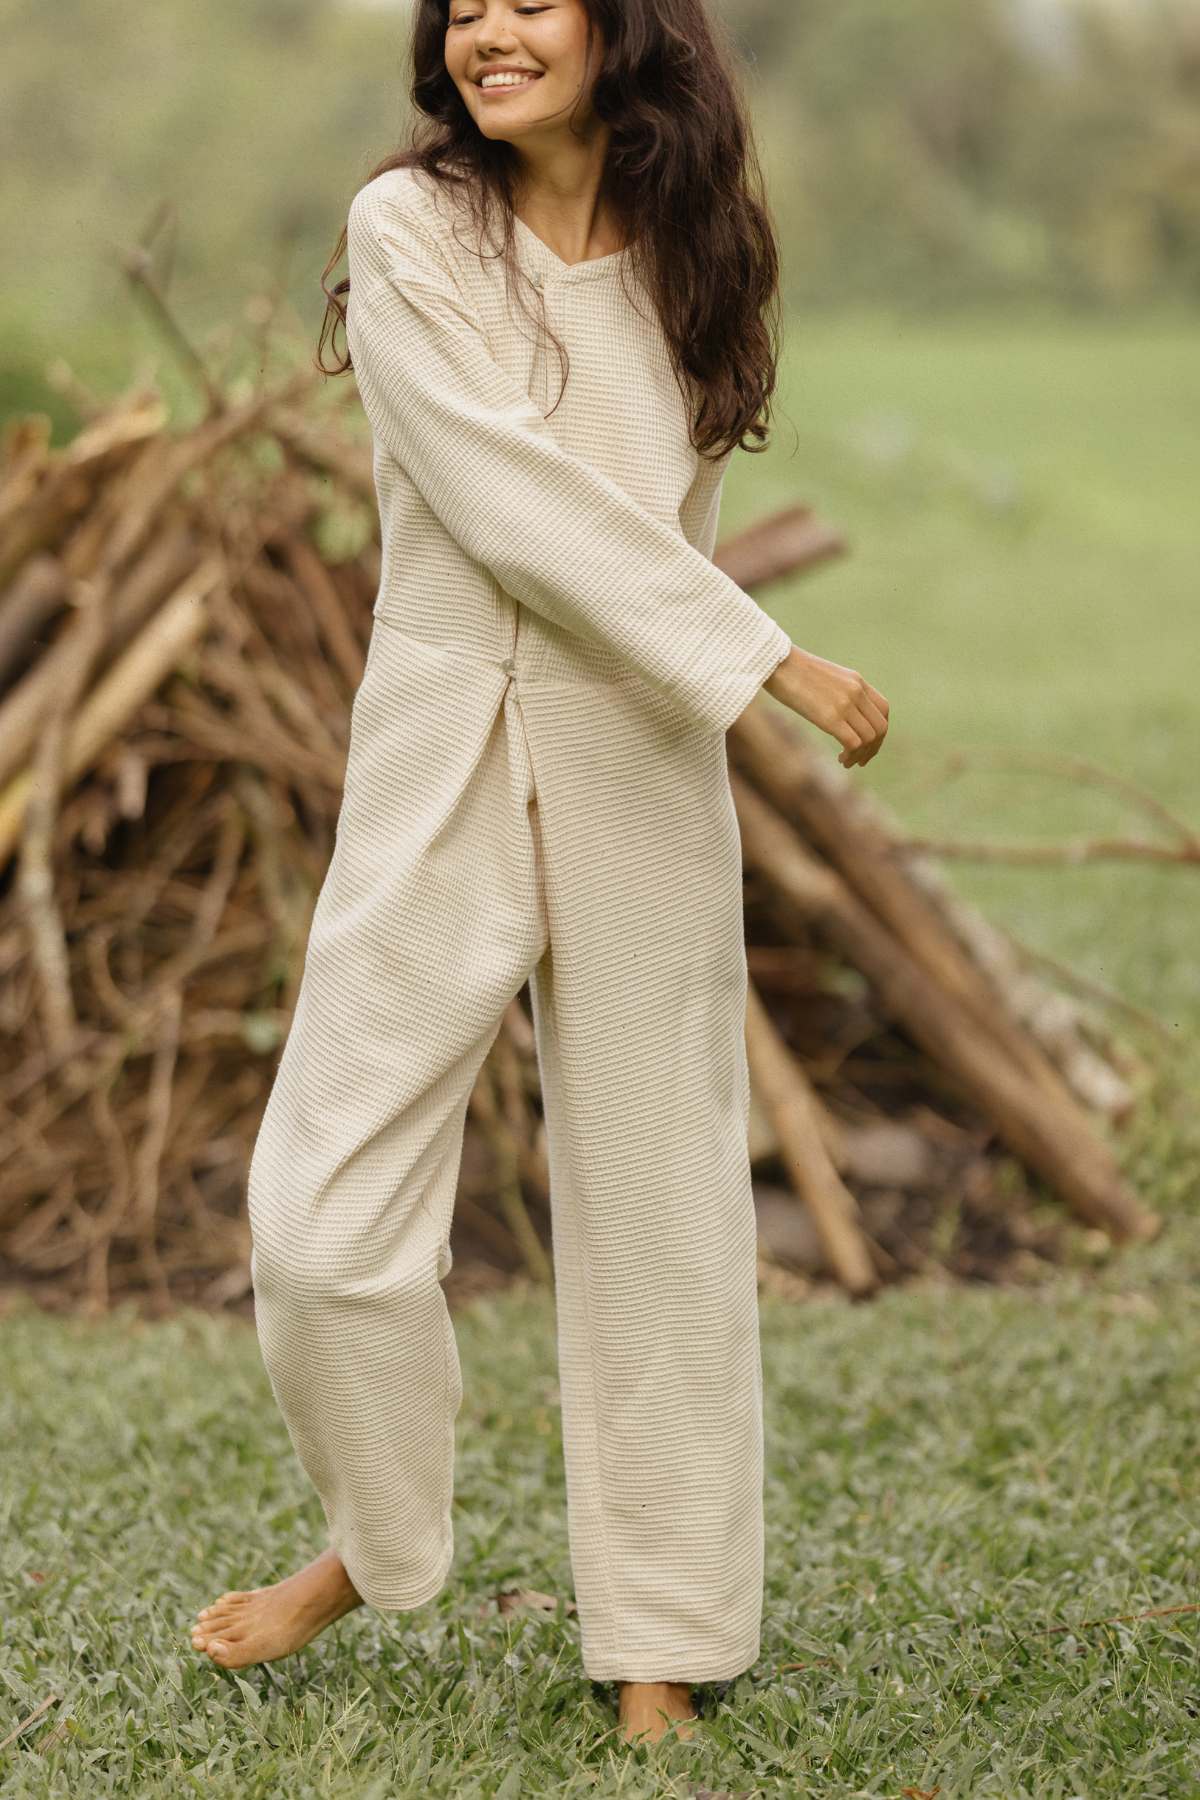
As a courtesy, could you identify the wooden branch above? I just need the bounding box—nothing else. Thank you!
[0,559,224,865]
[731,771,1160,1245]
[0,554,67,689]
[897,835,1199,866]
[0,370,1166,1311]
[499,1000,551,1198]
[279,536,368,697]
[0,392,166,585]
[468,1055,552,1285]
[915,745,1199,849]
[730,703,1118,1115]
[744,980,879,1294]
[714,503,848,591]
[0,522,198,789]
[120,222,226,415]
[269,405,377,507]
[895,839,1138,1119]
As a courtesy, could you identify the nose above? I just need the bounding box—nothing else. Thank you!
[473,5,519,52]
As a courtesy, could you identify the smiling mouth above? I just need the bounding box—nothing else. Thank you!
[477,72,545,93]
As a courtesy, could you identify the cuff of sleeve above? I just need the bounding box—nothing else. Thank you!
[701,619,792,735]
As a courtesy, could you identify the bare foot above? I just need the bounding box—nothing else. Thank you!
[617,1679,698,1746]
[190,1545,363,1670]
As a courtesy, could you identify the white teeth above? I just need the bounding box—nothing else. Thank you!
[480,72,540,88]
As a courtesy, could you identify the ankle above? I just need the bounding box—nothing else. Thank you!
[299,1549,360,1614]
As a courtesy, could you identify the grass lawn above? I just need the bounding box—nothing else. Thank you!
[3,1269,1200,1798]
[3,308,1198,1796]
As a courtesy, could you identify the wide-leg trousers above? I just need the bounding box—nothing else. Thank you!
[246,621,765,1683]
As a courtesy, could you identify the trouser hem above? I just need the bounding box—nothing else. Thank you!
[333,1533,454,1614]
[582,1646,759,1685]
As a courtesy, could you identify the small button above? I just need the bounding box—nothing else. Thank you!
[500,657,516,675]
[529,269,543,289]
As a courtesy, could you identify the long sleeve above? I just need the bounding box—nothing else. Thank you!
[344,175,791,734]
[679,440,734,565]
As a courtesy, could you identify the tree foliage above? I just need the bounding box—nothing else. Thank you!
[1,0,1196,390]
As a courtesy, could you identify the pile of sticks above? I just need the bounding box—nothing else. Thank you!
[0,364,1163,1315]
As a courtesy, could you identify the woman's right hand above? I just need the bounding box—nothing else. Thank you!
[761,647,890,768]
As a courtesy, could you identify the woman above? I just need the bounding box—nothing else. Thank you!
[191,0,888,1748]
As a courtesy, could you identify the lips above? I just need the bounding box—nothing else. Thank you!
[476,70,544,87]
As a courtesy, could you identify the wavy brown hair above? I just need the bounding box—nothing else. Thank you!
[318,0,783,460]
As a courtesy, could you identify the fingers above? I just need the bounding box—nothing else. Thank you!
[851,696,889,765]
[860,694,889,739]
[835,670,889,765]
[791,652,890,768]
[836,722,863,766]
[836,700,889,768]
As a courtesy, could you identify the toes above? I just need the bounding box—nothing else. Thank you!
[202,1601,243,1630]
[192,1625,252,1667]
[201,1591,247,1615]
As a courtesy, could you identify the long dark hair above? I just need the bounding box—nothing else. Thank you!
[318,0,782,460]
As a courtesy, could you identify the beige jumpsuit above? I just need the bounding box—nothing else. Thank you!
[246,164,793,1684]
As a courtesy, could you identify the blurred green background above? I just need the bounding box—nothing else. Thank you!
[4,0,1198,414]
[1,0,1196,1045]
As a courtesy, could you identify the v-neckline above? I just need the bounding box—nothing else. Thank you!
[511,211,636,280]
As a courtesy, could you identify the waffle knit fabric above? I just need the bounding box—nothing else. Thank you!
[246,163,793,1683]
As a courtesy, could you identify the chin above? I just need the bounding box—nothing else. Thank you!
[477,120,539,142]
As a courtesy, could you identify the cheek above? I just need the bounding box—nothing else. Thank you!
[536,16,591,80]
[442,35,470,85]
